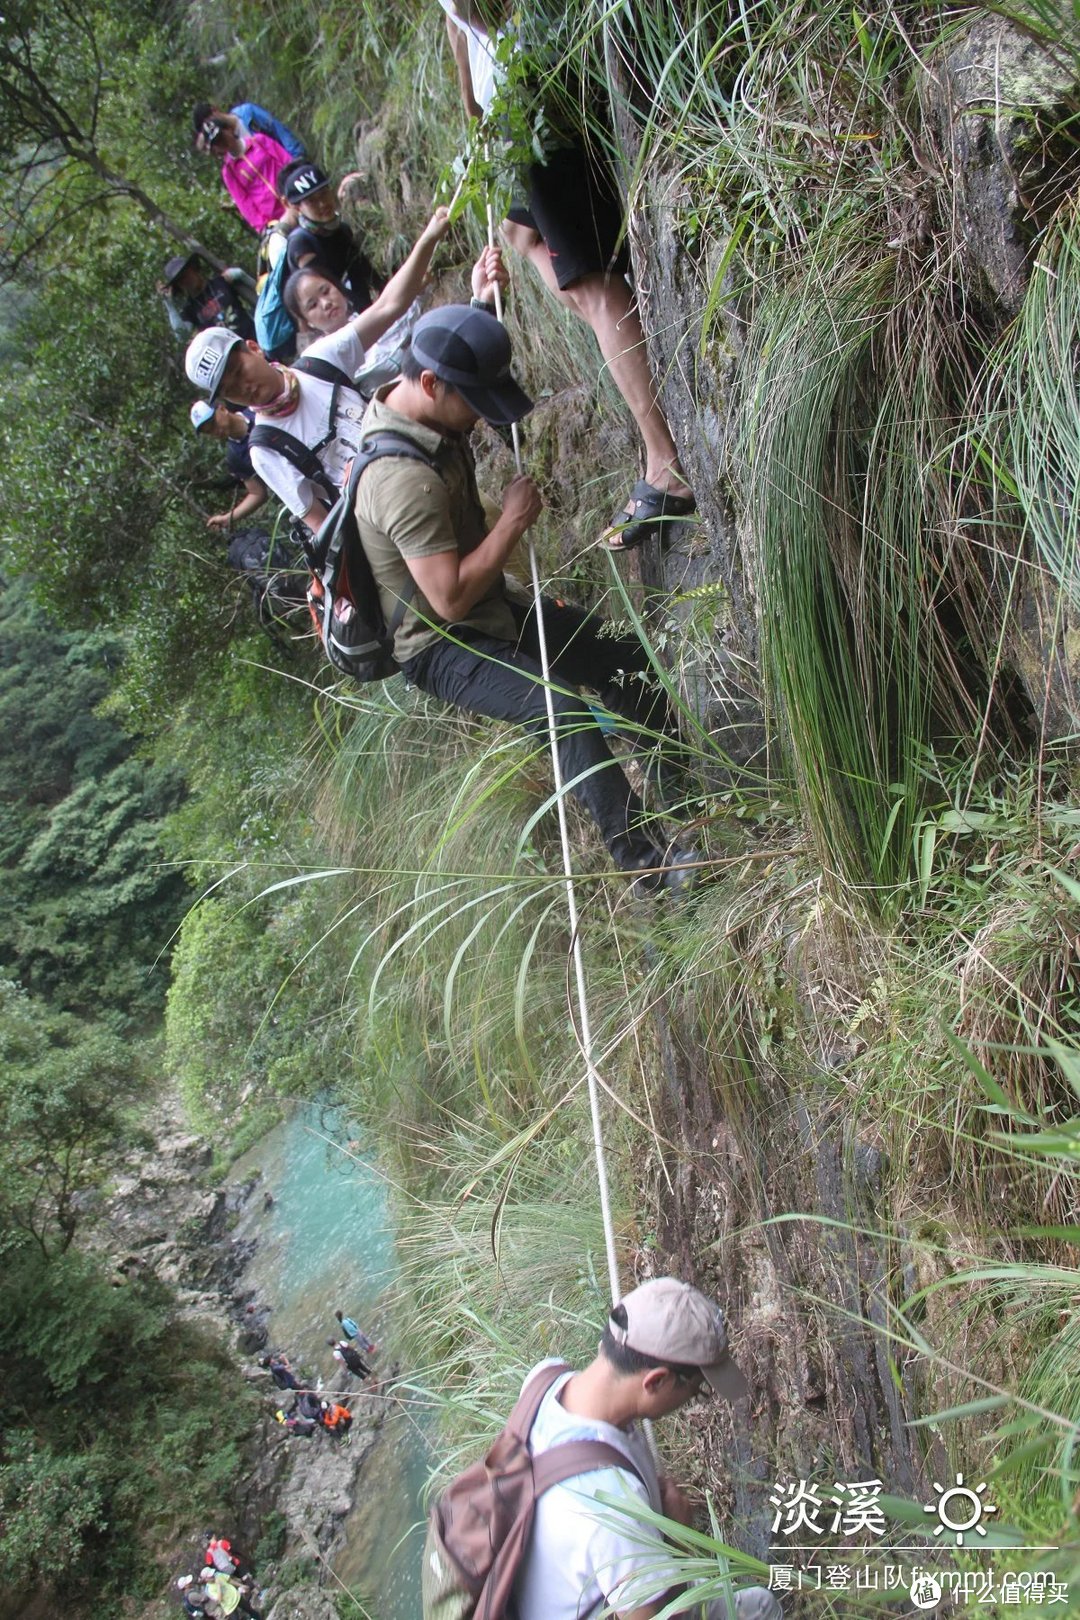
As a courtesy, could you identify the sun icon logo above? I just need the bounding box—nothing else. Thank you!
[924,1474,997,1545]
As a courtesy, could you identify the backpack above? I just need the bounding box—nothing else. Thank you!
[225,525,307,623]
[254,224,295,361]
[421,1362,645,1620]
[251,380,443,682]
[304,430,445,681]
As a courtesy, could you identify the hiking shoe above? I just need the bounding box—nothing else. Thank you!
[659,844,700,895]
[627,844,700,898]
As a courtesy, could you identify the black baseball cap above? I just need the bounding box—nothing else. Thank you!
[280,161,331,204]
[410,305,534,426]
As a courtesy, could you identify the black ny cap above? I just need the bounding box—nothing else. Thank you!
[410,305,533,426]
[280,161,330,203]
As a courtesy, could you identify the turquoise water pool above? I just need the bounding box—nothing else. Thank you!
[231,1102,431,1618]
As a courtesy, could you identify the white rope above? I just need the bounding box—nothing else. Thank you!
[484,177,622,1307]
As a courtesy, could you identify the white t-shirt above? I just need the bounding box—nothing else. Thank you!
[439,0,504,114]
[249,325,369,518]
[513,1362,680,1620]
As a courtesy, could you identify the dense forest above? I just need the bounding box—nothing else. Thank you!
[1,0,1079,1616]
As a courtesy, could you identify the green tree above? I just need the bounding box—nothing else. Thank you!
[0,1433,111,1593]
[0,581,188,1022]
[0,0,227,280]
[0,1244,252,1603]
[0,979,142,1257]
[0,0,302,722]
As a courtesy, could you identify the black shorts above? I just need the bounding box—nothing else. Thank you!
[505,136,630,290]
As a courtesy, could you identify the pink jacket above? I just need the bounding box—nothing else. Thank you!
[221,133,291,233]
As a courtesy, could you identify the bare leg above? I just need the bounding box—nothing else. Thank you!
[501,220,690,501]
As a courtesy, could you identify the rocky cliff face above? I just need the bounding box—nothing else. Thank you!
[625,14,1080,750]
[606,11,1079,1554]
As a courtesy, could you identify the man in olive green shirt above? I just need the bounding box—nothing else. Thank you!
[354,304,694,891]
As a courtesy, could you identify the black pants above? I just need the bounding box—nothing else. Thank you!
[404,598,672,871]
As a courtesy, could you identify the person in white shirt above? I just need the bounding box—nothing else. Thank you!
[513,1278,782,1620]
[186,215,509,536]
[185,208,454,531]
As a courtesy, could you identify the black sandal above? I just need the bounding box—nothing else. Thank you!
[603,479,697,551]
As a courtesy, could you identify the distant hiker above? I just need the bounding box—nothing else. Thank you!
[295,1390,324,1422]
[435,1277,778,1620]
[189,402,269,531]
[177,1575,207,1617]
[184,207,454,532]
[275,1405,318,1438]
[441,0,695,550]
[204,1538,237,1575]
[203,1535,250,1580]
[192,100,305,160]
[280,161,380,312]
[319,1399,353,1438]
[260,1353,300,1391]
[335,1309,377,1356]
[159,254,256,341]
[353,304,697,891]
[328,1338,372,1379]
[202,116,292,235]
[200,1569,262,1620]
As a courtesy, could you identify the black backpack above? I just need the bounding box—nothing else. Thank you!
[225,525,308,624]
[303,430,441,681]
[249,362,441,681]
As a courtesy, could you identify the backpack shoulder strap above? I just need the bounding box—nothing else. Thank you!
[349,429,446,494]
[293,355,360,390]
[503,1361,571,1443]
[249,423,337,501]
[532,1438,646,1495]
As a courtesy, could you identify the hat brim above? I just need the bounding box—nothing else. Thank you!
[702,1355,749,1402]
[449,377,534,427]
[207,338,243,405]
[165,253,197,286]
